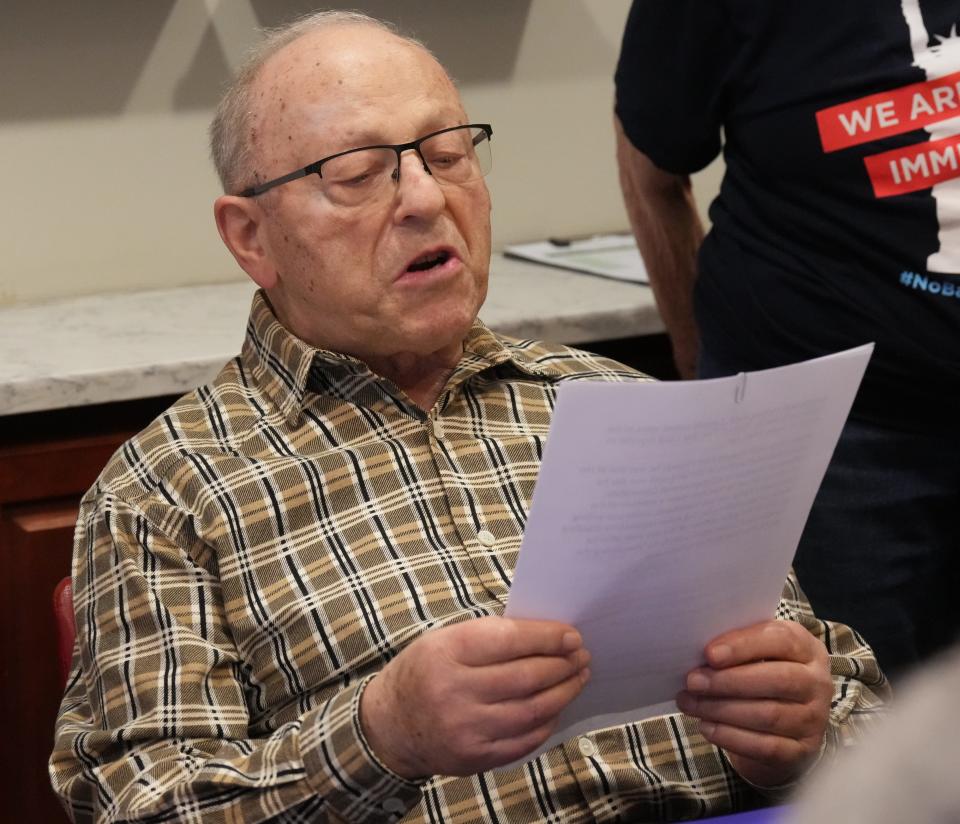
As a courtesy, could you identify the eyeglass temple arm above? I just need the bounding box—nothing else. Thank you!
[473,126,492,146]
[239,165,315,198]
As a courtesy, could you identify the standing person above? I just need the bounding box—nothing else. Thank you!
[50,11,887,823]
[615,0,960,679]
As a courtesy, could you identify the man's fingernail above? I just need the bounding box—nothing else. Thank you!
[700,721,716,737]
[562,631,582,652]
[580,667,591,684]
[710,644,731,666]
[687,672,710,692]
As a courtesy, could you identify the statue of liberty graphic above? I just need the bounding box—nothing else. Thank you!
[900,0,960,272]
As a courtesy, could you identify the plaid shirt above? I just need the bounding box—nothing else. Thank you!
[51,292,889,823]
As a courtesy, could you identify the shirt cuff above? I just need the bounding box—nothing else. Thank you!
[300,676,425,822]
[729,729,830,801]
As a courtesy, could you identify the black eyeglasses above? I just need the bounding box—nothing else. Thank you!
[238,123,493,206]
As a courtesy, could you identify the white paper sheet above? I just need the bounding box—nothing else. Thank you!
[504,344,873,759]
[503,234,650,284]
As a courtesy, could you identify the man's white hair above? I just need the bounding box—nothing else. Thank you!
[209,10,431,194]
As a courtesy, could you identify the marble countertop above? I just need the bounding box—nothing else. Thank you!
[0,254,662,416]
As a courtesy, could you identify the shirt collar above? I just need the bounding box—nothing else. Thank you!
[240,290,558,425]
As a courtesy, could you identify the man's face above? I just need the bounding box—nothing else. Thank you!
[243,26,491,367]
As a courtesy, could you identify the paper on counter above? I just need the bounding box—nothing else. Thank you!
[503,234,649,284]
[505,345,873,759]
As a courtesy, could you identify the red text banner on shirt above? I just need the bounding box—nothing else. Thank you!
[817,69,960,152]
[864,131,960,197]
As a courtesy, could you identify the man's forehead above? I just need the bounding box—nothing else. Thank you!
[251,26,462,154]
[257,26,453,106]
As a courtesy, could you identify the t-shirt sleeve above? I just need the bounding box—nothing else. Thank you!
[614,0,740,174]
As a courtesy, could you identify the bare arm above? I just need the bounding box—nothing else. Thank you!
[615,116,705,379]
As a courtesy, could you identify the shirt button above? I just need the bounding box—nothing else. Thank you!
[431,418,445,439]
[477,529,496,547]
[383,797,405,814]
[578,736,597,757]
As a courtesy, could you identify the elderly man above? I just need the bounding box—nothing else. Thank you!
[51,12,887,824]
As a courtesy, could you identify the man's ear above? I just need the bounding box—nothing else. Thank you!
[214,195,278,289]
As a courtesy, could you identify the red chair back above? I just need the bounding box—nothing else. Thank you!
[53,576,76,688]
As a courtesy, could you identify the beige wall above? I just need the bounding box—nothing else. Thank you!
[0,0,722,307]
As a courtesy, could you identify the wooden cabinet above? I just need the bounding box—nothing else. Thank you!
[0,395,177,823]
[1,500,79,823]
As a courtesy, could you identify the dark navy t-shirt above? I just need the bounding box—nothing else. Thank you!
[615,0,960,428]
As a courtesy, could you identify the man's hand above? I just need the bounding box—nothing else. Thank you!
[675,620,833,788]
[360,617,591,779]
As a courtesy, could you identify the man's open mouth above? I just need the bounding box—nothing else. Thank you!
[407,250,451,272]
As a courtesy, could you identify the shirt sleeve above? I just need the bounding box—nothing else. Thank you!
[614,0,741,173]
[50,493,423,824]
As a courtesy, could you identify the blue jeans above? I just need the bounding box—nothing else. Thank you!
[699,350,960,679]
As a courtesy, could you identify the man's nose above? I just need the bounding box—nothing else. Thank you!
[392,150,445,219]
